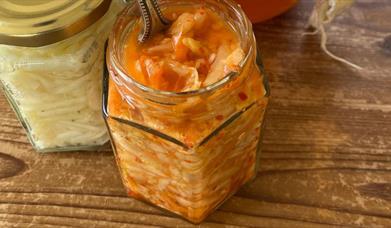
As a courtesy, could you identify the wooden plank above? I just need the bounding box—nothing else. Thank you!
[1,0,391,227]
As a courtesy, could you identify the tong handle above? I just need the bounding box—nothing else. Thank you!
[137,0,170,43]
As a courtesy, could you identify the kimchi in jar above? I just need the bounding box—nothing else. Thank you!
[105,0,270,223]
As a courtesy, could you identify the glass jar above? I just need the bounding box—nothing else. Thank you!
[104,0,270,223]
[0,0,125,152]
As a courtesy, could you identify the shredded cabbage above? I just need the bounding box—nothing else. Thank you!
[307,0,362,70]
[0,1,124,151]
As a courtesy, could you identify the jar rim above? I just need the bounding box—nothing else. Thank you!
[0,0,112,47]
[107,0,255,98]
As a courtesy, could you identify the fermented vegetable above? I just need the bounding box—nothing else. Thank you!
[123,7,245,92]
[308,0,362,69]
[0,1,123,151]
[105,1,269,223]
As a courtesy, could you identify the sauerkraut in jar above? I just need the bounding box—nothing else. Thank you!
[0,0,125,152]
[105,0,270,223]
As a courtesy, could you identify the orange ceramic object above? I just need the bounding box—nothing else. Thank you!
[235,0,298,23]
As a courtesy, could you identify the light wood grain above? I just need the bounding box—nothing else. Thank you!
[1,0,391,227]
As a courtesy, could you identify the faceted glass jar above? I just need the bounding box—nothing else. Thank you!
[104,0,270,223]
[0,0,125,152]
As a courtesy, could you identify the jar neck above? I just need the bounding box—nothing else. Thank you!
[107,0,255,104]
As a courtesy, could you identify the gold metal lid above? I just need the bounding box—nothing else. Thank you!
[0,0,112,47]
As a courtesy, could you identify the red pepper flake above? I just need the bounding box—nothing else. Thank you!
[127,190,133,196]
[238,92,248,101]
[184,135,194,148]
[134,156,142,163]
[215,115,224,121]
[127,189,141,198]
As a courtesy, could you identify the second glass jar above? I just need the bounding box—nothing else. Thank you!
[0,0,125,152]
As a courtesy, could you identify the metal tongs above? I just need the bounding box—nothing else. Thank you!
[136,0,170,43]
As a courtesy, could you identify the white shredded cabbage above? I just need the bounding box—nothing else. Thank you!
[307,0,362,70]
[0,1,124,151]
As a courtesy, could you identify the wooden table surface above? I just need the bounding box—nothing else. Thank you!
[1,1,391,227]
